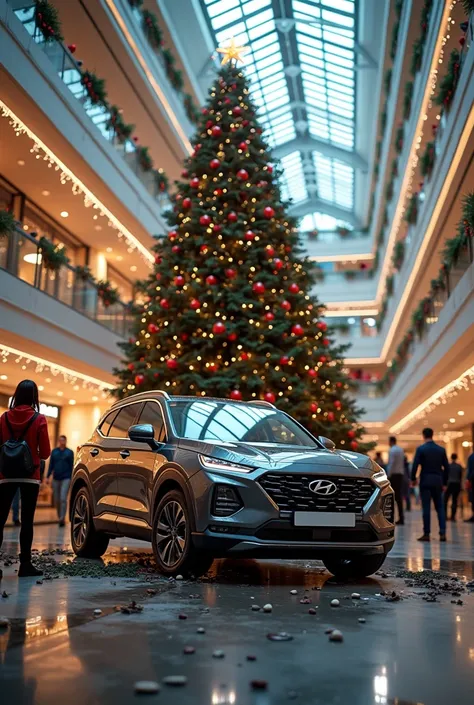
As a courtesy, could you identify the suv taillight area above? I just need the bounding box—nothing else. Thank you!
[212,485,243,517]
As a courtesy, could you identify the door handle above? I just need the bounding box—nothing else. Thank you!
[90,448,99,457]
[120,450,130,459]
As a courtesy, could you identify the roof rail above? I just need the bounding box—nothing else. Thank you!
[110,389,171,407]
[246,400,276,409]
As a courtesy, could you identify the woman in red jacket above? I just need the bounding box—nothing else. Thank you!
[0,380,51,578]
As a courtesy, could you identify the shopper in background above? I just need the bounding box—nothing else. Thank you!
[47,435,74,527]
[444,453,463,521]
[403,454,412,512]
[386,436,405,525]
[0,380,51,579]
[411,428,449,542]
[465,450,474,523]
[375,451,386,470]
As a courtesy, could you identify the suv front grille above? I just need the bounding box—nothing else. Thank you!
[258,474,375,513]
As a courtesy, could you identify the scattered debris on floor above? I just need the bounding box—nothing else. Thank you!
[250,679,268,690]
[117,601,144,614]
[0,616,10,628]
[263,603,273,612]
[330,599,340,607]
[162,675,187,687]
[329,629,344,642]
[134,681,160,695]
[267,632,293,641]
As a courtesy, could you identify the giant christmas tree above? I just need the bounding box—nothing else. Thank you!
[114,55,368,450]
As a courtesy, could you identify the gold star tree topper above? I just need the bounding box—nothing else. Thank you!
[216,37,249,65]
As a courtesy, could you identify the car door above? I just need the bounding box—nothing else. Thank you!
[87,409,122,523]
[115,400,168,536]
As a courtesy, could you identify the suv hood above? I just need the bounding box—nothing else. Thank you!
[177,439,373,474]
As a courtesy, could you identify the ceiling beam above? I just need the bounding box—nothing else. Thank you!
[289,198,359,227]
[272,136,368,171]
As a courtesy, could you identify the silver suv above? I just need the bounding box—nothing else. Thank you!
[70,392,395,578]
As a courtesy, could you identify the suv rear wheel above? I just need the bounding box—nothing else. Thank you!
[152,489,213,577]
[323,553,386,580]
[71,487,109,558]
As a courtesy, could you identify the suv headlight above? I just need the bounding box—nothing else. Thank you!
[199,455,253,473]
[371,462,388,486]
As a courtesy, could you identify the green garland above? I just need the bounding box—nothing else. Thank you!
[155,170,169,193]
[0,209,16,239]
[391,240,405,271]
[75,265,93,281]
[97,280,120,308]
[404,193,418,225]
[419,141,436,178]
[81,71,107,106]
[410,37,423,76]
[142,9,163,49]
[35,1,63,43]
[39,237,69,271]
[106,105,134,144]
[390,19,400,60]
[128,0,144,7]
[385,179,394,202]
[462,0,474,13]
[435,49,460,108]
[386,274,394,296]
[384,68,392,96]
[394,125,404,154]
[184,93,200,124]
[137,146,153,172]
[403,81,414,120]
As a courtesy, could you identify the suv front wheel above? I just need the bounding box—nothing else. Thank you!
[71,487,109,558]
[323,553,386,580]
[152,489,213,578]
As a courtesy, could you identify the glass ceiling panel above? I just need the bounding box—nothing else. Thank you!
[199,0,358,219]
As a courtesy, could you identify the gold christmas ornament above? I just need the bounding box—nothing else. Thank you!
[216,37,249,65]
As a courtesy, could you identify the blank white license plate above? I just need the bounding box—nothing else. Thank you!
[294,512,356,528]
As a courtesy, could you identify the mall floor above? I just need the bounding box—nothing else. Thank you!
[1,509,474,705]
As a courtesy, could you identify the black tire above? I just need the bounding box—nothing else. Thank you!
[152,489,213,577]
[70,487,109,558]
[323,553,387,580]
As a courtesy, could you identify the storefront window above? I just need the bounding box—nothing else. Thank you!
[107,264,133,303]
[22,203,87,268]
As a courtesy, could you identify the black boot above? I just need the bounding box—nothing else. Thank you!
[0,569,3,581]
[18,562,43,578]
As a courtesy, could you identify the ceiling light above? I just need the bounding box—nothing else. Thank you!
[449,418,455,423]
[69,399,76,405]
[38,385,44,391]
[57,391,63,397]
[462,441,472,448]
[130,265,137,272]
[348,317,356,324]
[23,225,29,231]
[73,385,79,391]
[92,396,98,401]
[41,190,50,196]
[94,225,102,231]
[116,255,123,261]
[0,374,7,380]
[60,211,69,218]
[23,253,42,264]
[457,411,465,416]
[366,318,376,327]
[106,247,113,253]
[17,159,25,166]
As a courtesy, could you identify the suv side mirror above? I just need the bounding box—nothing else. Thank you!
[128,423,158,448]
[319,436,336,450]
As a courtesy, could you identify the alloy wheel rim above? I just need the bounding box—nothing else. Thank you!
[156,500,187,568]
[72,494,88,548]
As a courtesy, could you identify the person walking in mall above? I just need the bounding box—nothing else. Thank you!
[375,451,386,470]
[444,453,463,521]
[411,428,449,542]
[386,436,405,525]
[465,450,474,522]
[0,380,51,579]
[47,435,74,527]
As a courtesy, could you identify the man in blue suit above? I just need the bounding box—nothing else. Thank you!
[411,428,449,542]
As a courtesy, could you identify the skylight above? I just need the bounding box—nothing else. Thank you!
[200,0,358,223]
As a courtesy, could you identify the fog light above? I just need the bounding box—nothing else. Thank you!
[383,495,394,523]
[212,485,243,517]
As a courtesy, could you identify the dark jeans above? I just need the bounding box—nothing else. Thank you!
[0,483,39,562]
[444,483,461,519]
[420,484,446,535]
[12,489,20,522]
[390,474,404,523]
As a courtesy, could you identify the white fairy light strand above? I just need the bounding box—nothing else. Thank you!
[0,344,114,392]
[0,100,154,266]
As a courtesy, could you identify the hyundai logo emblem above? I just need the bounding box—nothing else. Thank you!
[309,479,338,496]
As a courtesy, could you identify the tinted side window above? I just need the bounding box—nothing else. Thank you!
[109,403,141,438]
[100,410,119,437]
[137,402,166,442]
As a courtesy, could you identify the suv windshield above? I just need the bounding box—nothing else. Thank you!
[168,400,318,447]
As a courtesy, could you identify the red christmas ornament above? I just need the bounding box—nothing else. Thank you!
[240,352,249,361]
[348,430,356,439]
[264,312,275,321]
[225,268,237,279]
[205,120,213,129]
[155,255,162,264]
[212,321,226,335]
[327,411,335,422]
[350,440,359,451]
[134,374,145,385]
[214,187,223,196]
[238,141,248,151]
[200,214,212,226]
[181,333,189,341]
[227,211,238,222]
[190,177,200,189]
[288,283,300,294]
[206,274,217,285]
[190,298,201,310]
[280,300,291,311]
[174,275,184,287]
[322,338,330,347]
[242,119,249,127]
[181,169,189,178]
[308,369,318,378]
[310,402,318,413]
[200,244,209,254]
[273,258,284,271]
[237,168,249,181]
[264,392,276,404]
[210,158,220,169]
[160,298,169,309]
[127,362,135,371]
[168,230,177,240]
[245,230,256,241]
[211,125,222,138]
[166,359,178,371]
[319,355,327,364]
[267,165,273,174]
[252,281,265,294]
[228,332,238,341]
[292,324,304,336]
[148,323,159,334]
[317,321,327,332]
[334,400,342,410]
[233,106,242,116]
[230,389,242,400]
[155,273,161,281]
[171,245,181,254]
[279,356,289,366]
[212,224,222,233]
[263,206,275,219]
[202,108,208,115]
[459,36,466,46]
[67,43,77,54]
[208,362,218,373]
[266,246,275,257]
[182,197,192,209]
[194,143,202,153]
[257,180,268,188]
